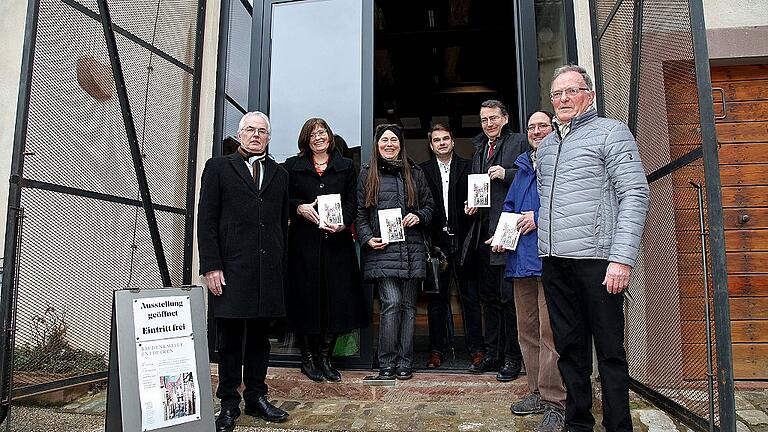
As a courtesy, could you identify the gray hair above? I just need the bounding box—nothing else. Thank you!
[238,111,271,134]
[551,65,593,91]
[480,99,508,116]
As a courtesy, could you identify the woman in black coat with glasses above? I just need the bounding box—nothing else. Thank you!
[284,118,366,382]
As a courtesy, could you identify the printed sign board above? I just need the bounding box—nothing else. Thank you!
[105,287,214,432]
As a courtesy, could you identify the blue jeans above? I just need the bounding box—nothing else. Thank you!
[377,278,418,369]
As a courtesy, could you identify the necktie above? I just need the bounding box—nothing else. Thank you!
[487,140,496,160]
[252,159,260,189]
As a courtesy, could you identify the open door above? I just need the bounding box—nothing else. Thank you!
[251,0,374,162]
[248,0,375,368]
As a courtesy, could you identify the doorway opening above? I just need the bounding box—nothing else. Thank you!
[372,0,520,371]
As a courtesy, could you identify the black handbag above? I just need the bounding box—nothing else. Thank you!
[423,239,448,294]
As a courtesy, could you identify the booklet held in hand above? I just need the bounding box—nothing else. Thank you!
[492,212,523,250]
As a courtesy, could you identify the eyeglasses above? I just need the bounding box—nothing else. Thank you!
[550,87,591,100]
[480,115,504,124]
[242,126,269,136]
[309,130,328,138]
[526,123,553,132]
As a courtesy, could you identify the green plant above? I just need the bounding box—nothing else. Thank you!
[13,306,107,376]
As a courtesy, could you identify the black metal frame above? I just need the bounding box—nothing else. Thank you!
[0,0,207,413]
[61,0,194,74]
[184,0,207,284]
[0,0,41,420]
[212,0,252,157]
[631,378,713,431]
[626,0,643,135]
[589,0,736,430]
[563,0,579,65]
[514,0,541,128]
[588,0,606,115]
[96,0,172,288]
[688,0,735,429]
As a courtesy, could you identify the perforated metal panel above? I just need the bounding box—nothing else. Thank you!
[1,0,205,400]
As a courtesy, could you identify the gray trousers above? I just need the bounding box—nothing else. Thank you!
[377,277,419,369]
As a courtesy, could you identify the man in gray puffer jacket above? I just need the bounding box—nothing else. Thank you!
[537,65,649,432]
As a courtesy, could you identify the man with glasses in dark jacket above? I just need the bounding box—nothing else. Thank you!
[462,100,528,381]
[198,112,290,431]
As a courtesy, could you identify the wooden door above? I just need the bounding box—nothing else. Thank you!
[711,64,768,380]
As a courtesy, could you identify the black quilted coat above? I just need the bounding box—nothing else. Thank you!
[356,160,435,280]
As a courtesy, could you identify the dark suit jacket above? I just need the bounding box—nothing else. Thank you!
[197,152,289,318]
[462,124,529,266]
[419,154,472,256]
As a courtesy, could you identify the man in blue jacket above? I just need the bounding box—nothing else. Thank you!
[537,65,650,432]
[497,111,566,432]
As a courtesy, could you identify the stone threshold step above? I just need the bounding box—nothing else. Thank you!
[212,367,530,404]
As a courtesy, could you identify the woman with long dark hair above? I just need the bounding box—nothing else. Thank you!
[356,124,434,380]
[284,118,366,382]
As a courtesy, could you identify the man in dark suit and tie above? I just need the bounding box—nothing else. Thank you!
[462,100,529,381]
[420,124,484,370]
[198,111,290,431]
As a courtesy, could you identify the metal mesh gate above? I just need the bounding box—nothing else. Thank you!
[590,0,735,430]
[0,0,205,412]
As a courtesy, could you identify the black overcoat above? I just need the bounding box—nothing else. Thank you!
[197,152,289,318]
[283,153,366,334]
[462,124,529,266]
[356,160,435,280]
[419,155,472,256]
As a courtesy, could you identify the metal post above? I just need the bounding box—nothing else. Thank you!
[2,208,24,432]
[212,0,233,157]
[563,0,579,65]
[95,0,172,287]
[249,0,267,112]
[587,0,606,116]
[691,181,716,432]
[0,0,40,424]
[183,0,207,285]
[514,0,540,130]
[688,0,736,430]
[627,0,643,135]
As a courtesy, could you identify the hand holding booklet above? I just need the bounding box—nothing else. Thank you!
[467,174,491,208]
[492,212,523,250]
[378,208,405,243]
[317,193,343,227]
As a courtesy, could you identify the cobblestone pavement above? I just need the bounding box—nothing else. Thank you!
[5,368,768,431]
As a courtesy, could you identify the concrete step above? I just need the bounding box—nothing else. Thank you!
[261,367,530,404]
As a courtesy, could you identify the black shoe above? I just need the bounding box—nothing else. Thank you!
[244,395,289,422]
[468,356,498,374]
[319,354,342,382]
[496,358,522,382]
[318,335,342,382]
[300,350,325,382]
[377,367,397,379]
[215,406,240,432]
[396,367,413,380]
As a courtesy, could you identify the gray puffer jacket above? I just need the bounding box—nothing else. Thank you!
[537,108,650,267]
[356,160,434,280]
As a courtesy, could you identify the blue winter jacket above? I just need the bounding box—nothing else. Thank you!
[503,150,541,279]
